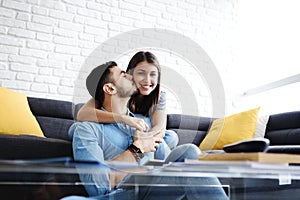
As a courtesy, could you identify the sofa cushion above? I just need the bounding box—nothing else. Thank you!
[167,114,213,146]
[167,114,213,131]
[0,87,44,137]
[200,107,260,150]
[265,111,300,145]
[28,97,75,140]
[266,128,300,145]
[28,97,74,119]
[267,111,300,130]
[36,116,74,141]
[0,134,72,159]
[171,129,208,146]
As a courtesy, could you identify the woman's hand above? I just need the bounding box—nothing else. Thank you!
[122,115,149,131]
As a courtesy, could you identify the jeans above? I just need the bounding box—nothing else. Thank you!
[70,121,162,195]
[69,119,227,199]
[164,129,179,150]
[154,130,179,160]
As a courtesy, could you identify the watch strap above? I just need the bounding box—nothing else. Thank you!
[128,144,144,161]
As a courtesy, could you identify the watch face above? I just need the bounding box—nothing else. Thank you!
[132,144,142,153]
[137,153,144,159]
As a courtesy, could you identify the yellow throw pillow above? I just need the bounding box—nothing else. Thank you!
[200,107,260,150]
[0,87,44,137]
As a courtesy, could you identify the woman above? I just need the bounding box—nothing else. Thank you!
[77,51,178,159]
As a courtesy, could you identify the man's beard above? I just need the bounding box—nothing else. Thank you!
[115,84,138,98]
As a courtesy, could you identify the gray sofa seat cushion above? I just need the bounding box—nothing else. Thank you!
[0,134,72,159]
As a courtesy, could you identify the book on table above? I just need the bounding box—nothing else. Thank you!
[198,152,300,164]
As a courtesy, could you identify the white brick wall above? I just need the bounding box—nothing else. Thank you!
[0,0,239,117]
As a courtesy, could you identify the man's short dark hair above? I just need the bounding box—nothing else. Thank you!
[86,61,117,105]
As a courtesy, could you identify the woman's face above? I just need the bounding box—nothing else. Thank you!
[132,61,159,96]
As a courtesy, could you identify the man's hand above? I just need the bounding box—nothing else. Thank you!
[133,130,162,153]
[122,115,149,132]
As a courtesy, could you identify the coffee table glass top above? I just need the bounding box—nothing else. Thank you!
[0,157,300,183]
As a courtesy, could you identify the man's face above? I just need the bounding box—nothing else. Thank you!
[111,66,137,98]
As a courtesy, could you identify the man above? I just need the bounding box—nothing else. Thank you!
[66,62,228,199]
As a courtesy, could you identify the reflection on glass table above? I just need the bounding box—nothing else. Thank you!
[1,157,300,199]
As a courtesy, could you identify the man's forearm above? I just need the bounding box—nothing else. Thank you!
[109,133,162,188]
[111,149,137,163]
[109,149,137,188]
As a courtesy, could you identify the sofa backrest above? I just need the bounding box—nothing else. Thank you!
[168,111,300,147]
[28,97,75,141]
[167,114,214,146]
[265,111,300,145]
[27,96,300,147]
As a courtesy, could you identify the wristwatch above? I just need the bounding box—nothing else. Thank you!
[128,144,144,161]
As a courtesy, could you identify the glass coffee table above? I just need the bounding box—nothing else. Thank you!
[1,158,300,199]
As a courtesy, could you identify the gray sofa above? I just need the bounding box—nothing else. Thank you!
[1,97,300,160]
[0,97,300,199]
[167,111,300,154]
